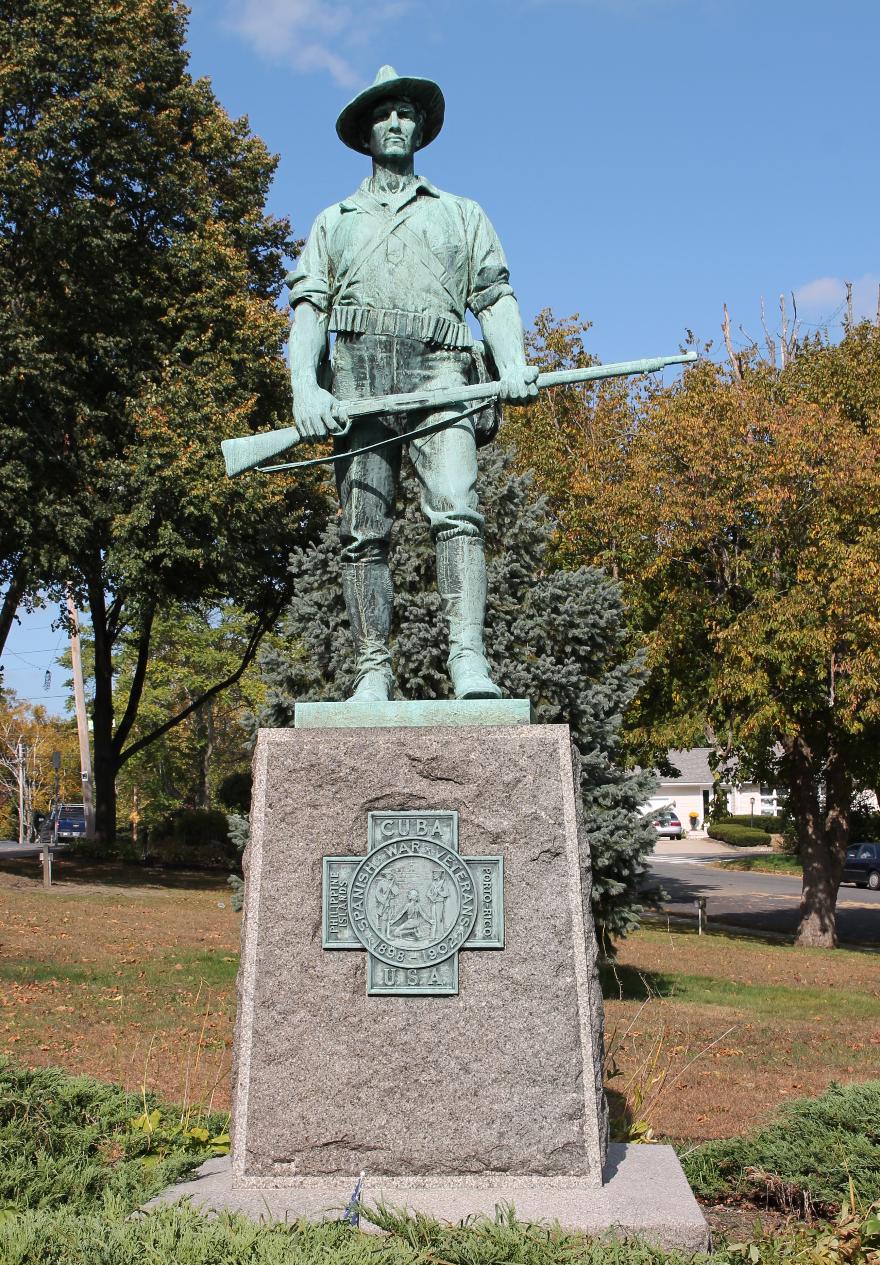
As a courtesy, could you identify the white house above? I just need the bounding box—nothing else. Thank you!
[645,748,782,829]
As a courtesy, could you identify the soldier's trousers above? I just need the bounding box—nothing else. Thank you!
[331,333,484,561]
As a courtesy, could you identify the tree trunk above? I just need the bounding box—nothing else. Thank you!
[203,701,214,809]
[0,560,28,660]
[788,737,838,948]
[92,732,118,847]
[88,578,118,847]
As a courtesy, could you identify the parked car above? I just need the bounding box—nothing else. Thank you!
[651,808,684,841]
[48,803,87,845]
[841,842,880,890]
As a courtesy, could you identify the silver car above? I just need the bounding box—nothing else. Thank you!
[651,808,684,841]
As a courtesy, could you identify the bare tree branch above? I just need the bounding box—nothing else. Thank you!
[722,304,743,382]
[105,592,125,643]
[779,294,789,369]
[738,324,759,353]
[760,297,777,367]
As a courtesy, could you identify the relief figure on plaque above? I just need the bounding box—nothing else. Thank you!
[373,873,399,939]
[426,871,449,937]
[392,887,431,941]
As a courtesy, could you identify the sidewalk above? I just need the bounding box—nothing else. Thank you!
[651,834,776,859]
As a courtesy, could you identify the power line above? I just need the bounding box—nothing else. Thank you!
[6,694,71,701]
[1,650,65,671]
[2,647,66,657]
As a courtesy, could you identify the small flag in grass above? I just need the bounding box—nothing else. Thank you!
[343,1170,365,1227]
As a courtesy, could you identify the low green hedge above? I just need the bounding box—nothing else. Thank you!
[711,813,784,833]
[0,1059,223,1214]
[682,1080,880,1213]
[852,809,880,842]
[146,808,238,869]
[707,822,772,847]
[0,1061,688,1265]
[2,1062,879,1261]
[159,808,231,848]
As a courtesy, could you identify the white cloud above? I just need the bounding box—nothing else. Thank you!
[794,273,880,325]
[223,0,411,86]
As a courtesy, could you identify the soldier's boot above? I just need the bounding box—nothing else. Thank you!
[340,559,395,703]
[436,534,502,701]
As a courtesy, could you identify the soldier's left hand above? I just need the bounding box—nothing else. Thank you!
[498,364,539,405]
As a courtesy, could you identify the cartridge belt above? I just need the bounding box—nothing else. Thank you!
[330,305,473,349]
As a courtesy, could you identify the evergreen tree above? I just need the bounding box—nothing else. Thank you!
[260,446,656,943]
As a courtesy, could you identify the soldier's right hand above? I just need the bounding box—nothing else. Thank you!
[293,384,350,442]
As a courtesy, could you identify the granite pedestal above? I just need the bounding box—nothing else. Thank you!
[145,1145,709,1251]
[234,706,607,1182]
[153,703,707,1246]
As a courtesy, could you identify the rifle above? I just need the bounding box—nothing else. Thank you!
[220,352,697,478]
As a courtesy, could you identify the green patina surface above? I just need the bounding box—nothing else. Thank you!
[322,810,504,996]
[223,65,693,708]
[294,698,533,728]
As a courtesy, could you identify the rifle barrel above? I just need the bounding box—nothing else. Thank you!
[221,351,696,477]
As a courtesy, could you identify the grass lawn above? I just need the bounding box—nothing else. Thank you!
[0,862,239,1110]
[1,860,878,1148]
[712,856,802,875]
[599,927,879,1143]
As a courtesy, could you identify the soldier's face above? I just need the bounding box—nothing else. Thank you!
[367,97,422,159]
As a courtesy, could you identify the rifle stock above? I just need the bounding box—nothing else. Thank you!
[221,352,696,478]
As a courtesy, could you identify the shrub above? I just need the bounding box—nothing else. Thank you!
[852,808,880,842]
[682,1080,880,1214]
[147,809,238,869]
[216,771,252,815]
[780,807,880,857]
[707,822,772,847]
[712,814,785,833]
[161,808,230,847]
[0,1059,222,1214]
[0,1061,688,1263]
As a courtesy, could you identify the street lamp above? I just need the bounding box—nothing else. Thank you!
[750,796,755,829]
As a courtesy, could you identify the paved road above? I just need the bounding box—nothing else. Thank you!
[648,852,880,946]
[0,840,67,859]
[4,837,876,945]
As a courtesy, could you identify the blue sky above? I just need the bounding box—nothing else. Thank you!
[4,0,878,713]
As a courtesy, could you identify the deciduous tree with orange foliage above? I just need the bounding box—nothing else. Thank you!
[0,693,81,841]
[506,316,880,947]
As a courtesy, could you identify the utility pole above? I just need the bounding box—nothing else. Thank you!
[66,593,95,839]
[43,750,61,890]
[16,740,26,847]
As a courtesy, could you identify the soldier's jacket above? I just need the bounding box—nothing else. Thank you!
[287,176,515,351]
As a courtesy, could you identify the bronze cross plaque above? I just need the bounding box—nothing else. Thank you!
[322,811,503,996]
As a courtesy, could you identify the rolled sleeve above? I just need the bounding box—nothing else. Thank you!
[286,214,332,314]
[465,202,515,315]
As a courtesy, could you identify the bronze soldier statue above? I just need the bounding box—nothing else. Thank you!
[287,66,539,703]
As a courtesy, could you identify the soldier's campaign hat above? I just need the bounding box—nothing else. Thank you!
[336,65,445,153]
